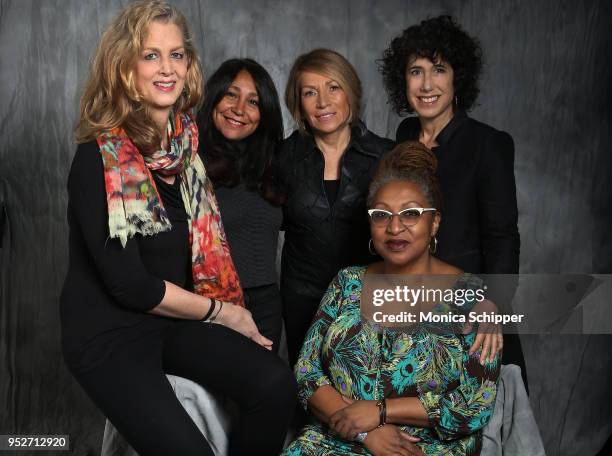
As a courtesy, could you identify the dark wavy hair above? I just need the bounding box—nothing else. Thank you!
[379,15,483,116]
[197,58,285,205]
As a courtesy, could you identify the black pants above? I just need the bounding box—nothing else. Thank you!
[68,320,296,456]
[245,284,283,354]
[282,288,321,367]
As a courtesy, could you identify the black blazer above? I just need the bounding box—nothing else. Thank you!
[396,111,520,274]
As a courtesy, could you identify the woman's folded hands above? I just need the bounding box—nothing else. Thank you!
[329,397,379,438]
[329,397,423,456]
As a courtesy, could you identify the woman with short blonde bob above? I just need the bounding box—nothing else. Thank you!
[61,2,295,455]
[277,49,394,366]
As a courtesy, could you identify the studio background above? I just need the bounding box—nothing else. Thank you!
[1,0,611,455]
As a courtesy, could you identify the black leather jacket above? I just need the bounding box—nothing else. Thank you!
[277,121,394,298]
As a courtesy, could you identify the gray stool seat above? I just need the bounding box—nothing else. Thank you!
[101,375,230,456]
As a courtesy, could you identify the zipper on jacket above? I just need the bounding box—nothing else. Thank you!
[318,146,343,269]
[331,151,348,265]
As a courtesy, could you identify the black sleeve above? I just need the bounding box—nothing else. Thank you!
[67,142,166,311]
[274,140,291,232]
[477,131,521,274]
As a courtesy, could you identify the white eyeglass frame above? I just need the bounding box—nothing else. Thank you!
[367,207,437,226]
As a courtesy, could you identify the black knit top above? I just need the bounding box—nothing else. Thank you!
[215,184,282,289]
[60,141,191,373]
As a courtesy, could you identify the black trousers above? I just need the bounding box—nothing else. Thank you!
[67,320,296,456]
[281,288,321,367]
[245,283,283,354]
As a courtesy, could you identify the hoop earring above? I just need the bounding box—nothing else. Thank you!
[454,95,459,108]
[429,236,438,254]
[369,239,377,256]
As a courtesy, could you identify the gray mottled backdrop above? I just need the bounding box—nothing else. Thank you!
[1,1,611,455]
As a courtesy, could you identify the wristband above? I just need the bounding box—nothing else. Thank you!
[210,300,224,322]
[201,298,216,322]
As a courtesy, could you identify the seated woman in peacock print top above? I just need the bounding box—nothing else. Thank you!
[284,141,501,456]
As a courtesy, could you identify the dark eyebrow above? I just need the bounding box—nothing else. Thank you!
[372,200,423,208]
[228,85,259,98]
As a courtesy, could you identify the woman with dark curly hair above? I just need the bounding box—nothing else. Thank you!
[380,15,527,388]
[197,58,285,351]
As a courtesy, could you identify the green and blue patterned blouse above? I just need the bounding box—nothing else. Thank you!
[283,266,500,456]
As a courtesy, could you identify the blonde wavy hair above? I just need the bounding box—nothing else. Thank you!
[285,48,362,133]
[75,0,203,154]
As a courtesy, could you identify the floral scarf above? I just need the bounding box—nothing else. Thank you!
[96,112,244,306]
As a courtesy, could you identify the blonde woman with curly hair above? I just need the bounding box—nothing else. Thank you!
[61,2,295,454]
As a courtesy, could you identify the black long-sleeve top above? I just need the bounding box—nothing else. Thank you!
[396,111,520,274]
[60,140,191,373]
[215,184,282,289]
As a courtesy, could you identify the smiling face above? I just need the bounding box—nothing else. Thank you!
[299,71,351,137]
[134,21,187,127]
[212,70,261,141]
[370,180,440,270]
[405,56,455,125]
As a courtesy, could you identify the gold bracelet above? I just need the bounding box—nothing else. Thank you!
[376,398,387,427]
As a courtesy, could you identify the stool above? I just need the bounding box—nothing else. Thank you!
[101,375,231,456]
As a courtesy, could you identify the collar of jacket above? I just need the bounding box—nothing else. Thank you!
[300,119,378,158]
[403,110,468,147]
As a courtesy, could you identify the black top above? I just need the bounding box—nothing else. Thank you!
[60,140,191,373]
[215,184,282,289]
[277,121,394,298]
[396,112,520,273]
[324,179,340,205]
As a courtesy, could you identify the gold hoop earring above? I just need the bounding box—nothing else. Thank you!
[429,236,438,254]
[369,239,377,256]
